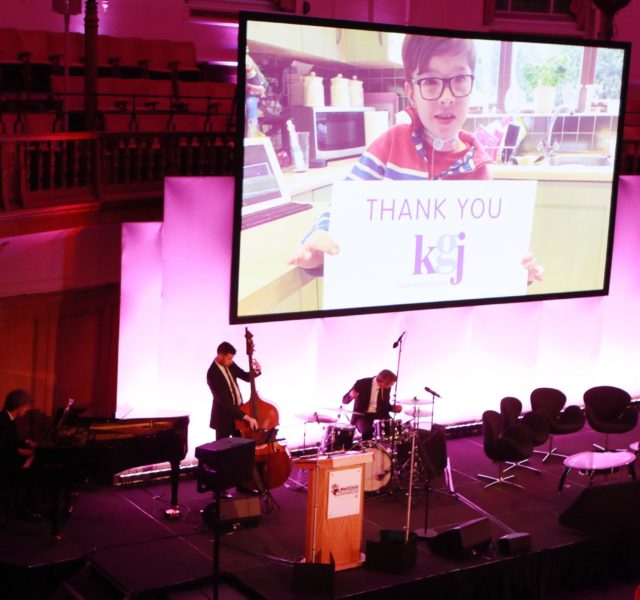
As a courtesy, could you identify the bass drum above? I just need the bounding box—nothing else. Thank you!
[362,443,392,493]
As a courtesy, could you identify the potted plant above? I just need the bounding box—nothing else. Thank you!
[522,55,569,113]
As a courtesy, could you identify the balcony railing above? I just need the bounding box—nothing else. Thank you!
[0,129,235,212]
[0,128,638,231]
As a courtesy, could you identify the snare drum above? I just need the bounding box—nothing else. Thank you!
[362,443,392,492]
[321,425,355,453]
[373,418,405,443]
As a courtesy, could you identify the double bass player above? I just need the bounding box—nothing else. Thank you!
[207,341,259,440]
[206,335,292,497]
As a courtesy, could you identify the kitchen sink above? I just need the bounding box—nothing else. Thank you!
[547,153,611,167]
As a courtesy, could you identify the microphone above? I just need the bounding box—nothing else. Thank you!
[424,386,441,398]
[392,331,406,348]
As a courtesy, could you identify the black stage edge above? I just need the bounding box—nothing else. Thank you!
[196,526,640,600]
[0,532,85,600]
[3,425,640,599]
[88,536,212,597]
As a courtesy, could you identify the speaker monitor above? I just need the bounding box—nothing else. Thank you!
[291,559,335,595]
[427,517,492,559]
[195,437,255,492]
[559,479,640,533]
[365,530,417,574]
[202,496,260,532]
[417,424,448,471]
[497,532,532,555]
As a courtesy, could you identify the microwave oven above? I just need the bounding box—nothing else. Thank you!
[289,106,373,162]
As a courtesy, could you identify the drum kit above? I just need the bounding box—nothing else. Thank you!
[294,396,436,494]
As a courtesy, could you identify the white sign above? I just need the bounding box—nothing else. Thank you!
[327,467,362,519]
[323,180,537,309]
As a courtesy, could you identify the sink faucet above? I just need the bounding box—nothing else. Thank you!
[537,105,571,157]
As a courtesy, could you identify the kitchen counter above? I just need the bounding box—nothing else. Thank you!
[490,161,613,183]
[281,156,613,198]
[282,158,356,196]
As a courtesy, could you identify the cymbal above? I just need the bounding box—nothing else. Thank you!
[397,398,432,405]
[294,412,337,424]
[319,407,366,417]
[405,407,433,418]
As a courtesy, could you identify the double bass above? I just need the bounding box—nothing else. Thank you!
[236,328,292,490]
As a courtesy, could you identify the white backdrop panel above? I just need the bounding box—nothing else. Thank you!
[118,177,640,455]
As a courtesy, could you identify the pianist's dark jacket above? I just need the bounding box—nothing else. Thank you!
[0,408,28,470]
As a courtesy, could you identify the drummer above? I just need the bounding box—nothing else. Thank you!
[342,369,402,441]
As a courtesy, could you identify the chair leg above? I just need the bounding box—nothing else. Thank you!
[504,458,541,475]
[478,463,524,490]
[592,433,608,452]
[533,436,567,462]
[444,457,455,494]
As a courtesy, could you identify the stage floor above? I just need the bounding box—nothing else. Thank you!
[2,421,640,599]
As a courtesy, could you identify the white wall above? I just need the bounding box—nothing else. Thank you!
[117,176,640,455]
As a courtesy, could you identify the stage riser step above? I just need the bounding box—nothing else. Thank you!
[56,565,217,600]
[53,566,120,599]
[86,537,212,598]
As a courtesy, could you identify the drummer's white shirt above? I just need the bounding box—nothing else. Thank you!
[368,378,382,414]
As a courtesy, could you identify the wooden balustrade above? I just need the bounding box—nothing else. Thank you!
[0,128,637,237]
[0,129,235,212]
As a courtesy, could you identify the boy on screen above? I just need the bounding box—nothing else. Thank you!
[351,35,491,182]
[289,34,543,284]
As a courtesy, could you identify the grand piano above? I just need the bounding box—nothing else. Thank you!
[34,412,189,536]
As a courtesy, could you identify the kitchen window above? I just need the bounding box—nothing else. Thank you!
[470,40,622,114]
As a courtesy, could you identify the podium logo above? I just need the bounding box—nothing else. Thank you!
[331,483,360,496]
[414,232,466,285]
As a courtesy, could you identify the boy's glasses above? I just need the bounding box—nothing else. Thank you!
[413,74,475,101]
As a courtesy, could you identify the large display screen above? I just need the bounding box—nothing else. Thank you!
[230,12,630,324]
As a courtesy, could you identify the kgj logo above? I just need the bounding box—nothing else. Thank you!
[414,232,466,285]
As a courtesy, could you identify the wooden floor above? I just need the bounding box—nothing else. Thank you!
[2,420,640,599]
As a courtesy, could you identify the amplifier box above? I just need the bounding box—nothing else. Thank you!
[195,438,255,492]
[202,496,261,532]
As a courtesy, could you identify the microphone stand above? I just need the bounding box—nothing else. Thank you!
[414,387,447,539]
[413,423,437,539]
[287,418,310,492]
[389,333,405,490]
[404,426,419,541]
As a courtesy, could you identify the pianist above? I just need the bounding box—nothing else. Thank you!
[0,388,36,469]
[0,389,44,521]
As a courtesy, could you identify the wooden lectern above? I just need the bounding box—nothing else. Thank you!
[295,451,373,571]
